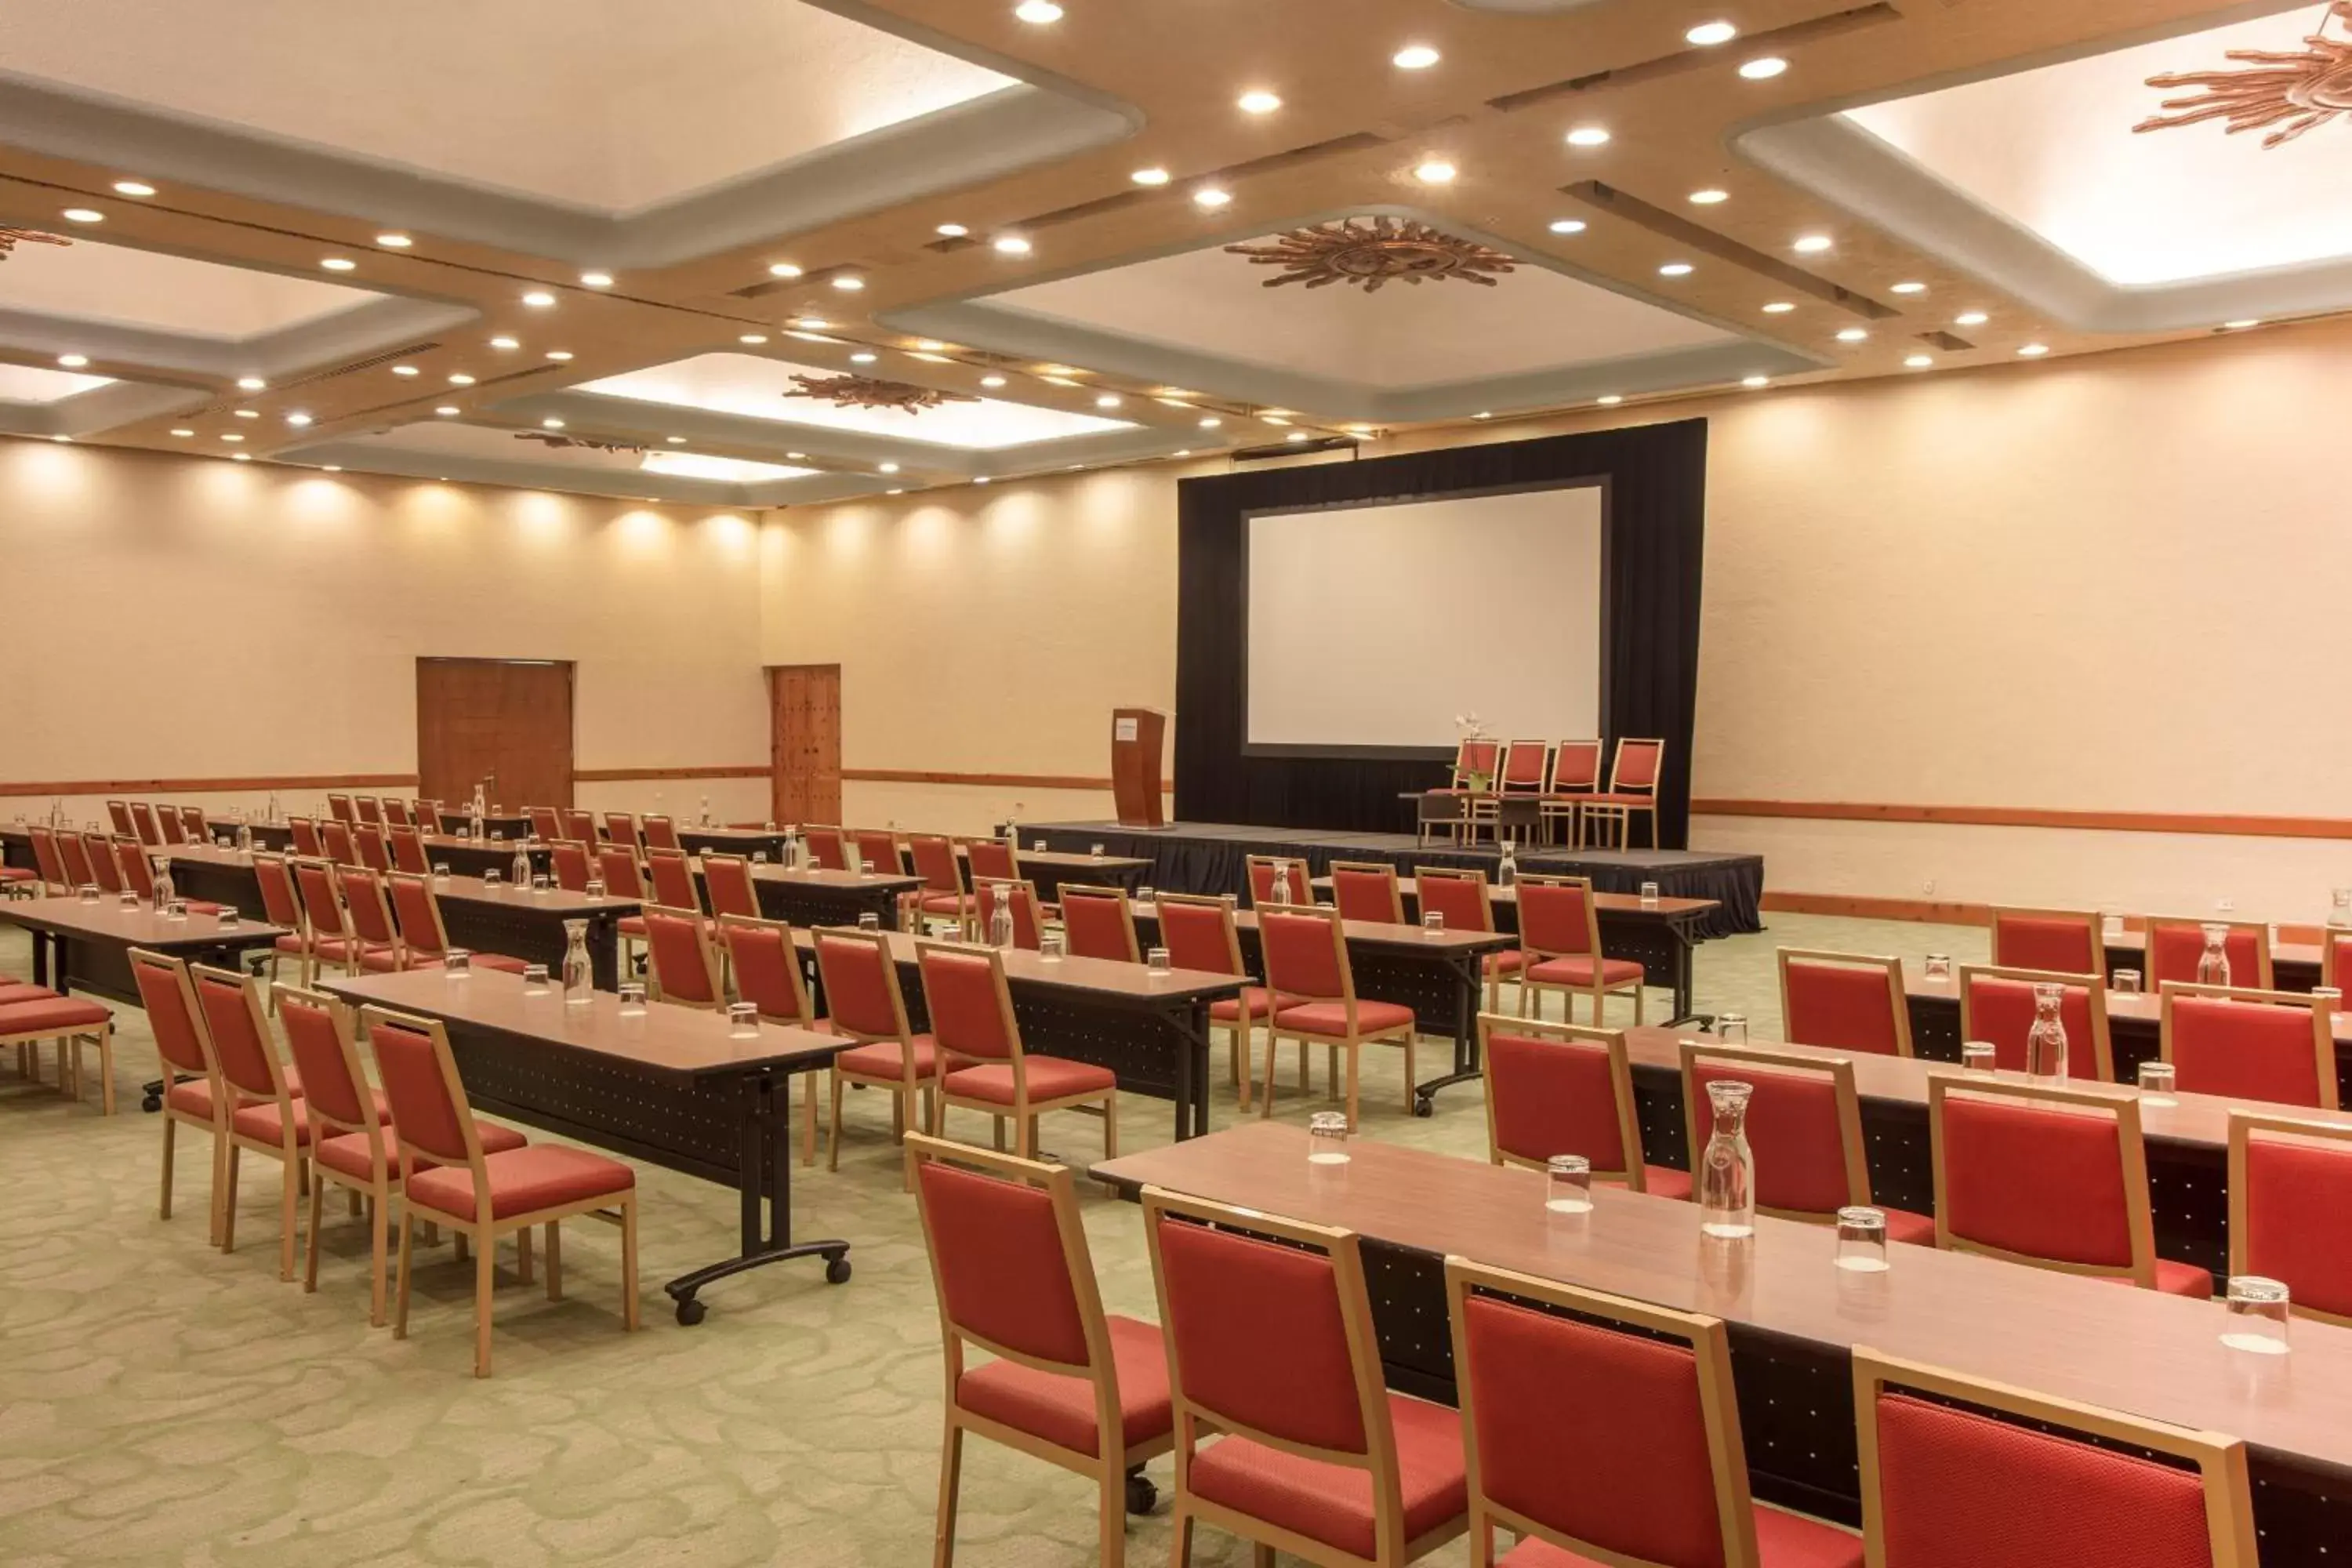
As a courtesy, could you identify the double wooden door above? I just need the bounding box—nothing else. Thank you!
[416,658,575,810]
[768,664,840,826]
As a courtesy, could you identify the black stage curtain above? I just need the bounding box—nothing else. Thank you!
[1174,419,1708,845]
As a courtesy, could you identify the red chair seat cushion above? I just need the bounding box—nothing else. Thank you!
[944,1057,1117,1105]
[1881,1207,1937,1247]
[0,996,112,1035]
[920,891,968,916]
[313,937,396,966]
[837,1033,947,1082]
[404,1144,635,1221]
[466,953,534,975]
[1500,1504,1864,1567]
[164,1068,306,1120]
[1273,1000,1417,1038]
[359,946,442,974]
[1484,950,1526,976]
[0,982,61,1001]
[0,866,36,881]
[1636,1166,1693,1201]
[230,1091,390,1146]
[1210,986,1305,1024]
[1525,955,1645,988]
[1189,1392,1465,1559]
[618,916,648,938]
[314,1121,528,1182]
[956,1313,1172,1457]
[273,933,307,956]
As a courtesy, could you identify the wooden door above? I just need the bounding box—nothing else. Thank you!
[768,664,841,825]
[416,658,575,811]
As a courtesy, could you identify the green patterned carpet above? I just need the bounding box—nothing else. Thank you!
[0,913,1984,1566]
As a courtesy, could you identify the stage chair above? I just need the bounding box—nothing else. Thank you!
[326,793,355,825]
[973,877,1045,950]
[850,828,902,877]
[645,847,702,916]
[926,939,1116,1161]
[156,804,187,844]
[106,799,136,836]
[0,986,114,1114]
[192,964,310,1280]
[716,913,822,1165]
[1243,853,1314,909]
[1060,884,1141,963]
[1987,906,2105,976]
[813,926,946,1176]
[289,815,325,857]
[641,814,682,852]
[1778,949,1912,1057]
[291,857,365,979]
[1958,964,2114,1080]
[1145,1188,1467,1567]
[365,1005,640,1377]
[129,800,164,846]
[1447,1257,1864,1568]
[116,840,227,914]
[1681,1037,1935,1243]
[1851,1348,2256,1568]
[1538,738,1604,847]
[562,808,597,844]
[251,852,310,993]
[602,811,638,848]
[906,833,972,935]
[381,798,413,829]
[805,824,851,871]
[1515,873,1644,1025]
[353,797,383,827]
[702,852,761,920]
[320,817,358,869]
[2161,983,2336,1109]
[2145,916,2272,992]
[1928,1074,2210,1296]
[909,1133,1171,1568]
[129,948,234,1244]
[1155,891,1298,1112]
[1415,789,1468,847]
[2228,1109,2352,1326]
[387,823,430,874]
[1472,739,1550,844]
[353,824,392,874]
[1446,736,1500,844]
[1479,1013,1689,1197]
[528,805,563,841]
[1412,866,1519,1012]
[643,904,725,1007]
[1260,904,1417,1129]
[1581,738,1665,851]
[548,839,593,893]
[1330,860,1407,925]
[82,832,123,893]
[387,873,528,974]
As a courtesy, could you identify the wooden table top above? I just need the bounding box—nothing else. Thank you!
[322,967,844,1078]
[1311,876,1716,919]
[0,894,291,948]
[788,927,1245,1003]
[749,864,923,893]
[427,873,640,914]
[676,825,787,842]
[2100,927,2327,967]
[1902,963,2352,1041]
[976,844,1155,874]
[1095,1121,2352,1471]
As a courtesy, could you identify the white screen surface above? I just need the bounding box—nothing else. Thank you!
[1246,487,1604,750]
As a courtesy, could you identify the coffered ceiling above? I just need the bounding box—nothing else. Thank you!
[0,0,2336,500]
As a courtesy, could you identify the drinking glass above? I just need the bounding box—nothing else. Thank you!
[585,877,607,899]
[1639,880,1661,907]
[1137,885,1156,907]
[1422,910,1446,934]
[1308,1111,1349,1164]
[521,964,550,995]
[483,868,504,887]
[2332,887,2352,930]
[2137,1061,2179,1105]
[532,873,551,896]
[2222,1276,2292,1355]
[728,1002,760,1039]
[1148,946,1172,974]
[445,949,473,977]
[163,900,188,922]
[752,851,768,865]
[2112,968,2143,996]
[1962,1040,1998,1073]
[1090,843,1105,858]
[217,906,241,927]
[1922,953,1952,981]
[618,983,648,1016]
[76,884,100,904]
[857,911,880,931]
[118,890,140,909]
[432,862,451,884]
[1715,1013,1748,1046]
[1039,934,1065,962]
[764,821,778,833]
[1835,1207,1890,1272]
[1033,840,1047,853]
[1544,1154,1592,1214]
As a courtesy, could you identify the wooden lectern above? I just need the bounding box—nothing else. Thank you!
[1109,707,1167,828]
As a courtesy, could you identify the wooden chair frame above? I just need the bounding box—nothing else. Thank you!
[921,938,1119,1162]
[641,814,682,852]
[250,851,309,991]
[641,902,725,1008]
[1154,891,1294,1112]
[528,805,564,842]
[1679,1038,1877,1220]
[106,799,135,837]
[274,984,397,1325]
[905,833,973,936]
[715,913,821,1167]
[602,811,639,848]
[2143,915,2274,992]
[1581,738,1665,851]
[1777,948,1915,1058]
[56,829,96,888]
[812,925,941,1177]
[129,800,163,846]
[381,798,413,829]
[0,977,114,1115]
[1057,883,1141,964]
[1537,739,1605,848]
[1328,860,1408,926]
[1476,1012,1656,1189]
[131,947,228,1243]
[971,876,1044,951]
[1926,1073,2162,1287]
[1259,904,1416,1131]
[1956,964,2115,1082]
[338,865,404,972]
[386,823,431,874]
[156,804,187,844]
[83,831,125,894]
[1468,740,1551,844]
[1145,1188,1463,1568]
[1851,1348,2257,1568]
[1243,852,1314,909]
[805,824,851,871]
[849,828,904,878]
[192,963,307,1281]
[2227,1109,2352,1329]
[1515,873,1643,1026]
[180,805,209,842]
[701,851,762,920]
[353,796,383,827]
[326,793,355,825]
[595,844,652,972]
[561,808,598,844]
[289,856,357,981]
[909,1133,1170,1568]
[1986,906,2108,978]
[2159,982,2338,1109]
[1412,866,1512,1012]
[288,815,324,857]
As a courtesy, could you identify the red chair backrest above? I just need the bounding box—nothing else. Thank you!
[57,832,93,886]
[129,801,162,846]
[596,844,647,898]
[528,806,562,840]
[387,825,430,873]
[907,834,963,895]
[1414,873,1492,934]
[2241,1129,2352,1319]
[1500,740,1548,789]
[647,848,699,909]
[321,819,356,867]
[814,931,907,1039]
[1156,898,1239,976]
[1965,973,2103,1078]
[851,830,901,877]
[156,806,187,844]
[1330,866,1402,925]
[1517,879,1595,956]
[180,806,209,840]
[1247,858,1312,908]
[641,815,681,851]
[354,825,390,873]
[1690,1059,1853,1217]
[107,800,135,836]
[973,880,1043,950]
[720,920,809,1023]
[252,853,302,926]
[1454,738,1500,782]
[194,970,279,1102]
[293,859,347,938]
[920,946,1017,1062]
[382,798,412,829]
[289,817,324,856]
[1611,739,1663,791]
[603,811,637,845]
[563,809,597,844]
[387,874,446,959]
[28,827,67,886]
[327,794,354,824]
[341,867,397,946]
[117,841,158,899]
[916,1159,1091,1367]
[1486,1029,1633,1171]
[1154,1216,1367,1454]
[353,796,382,826]
[278,991,369,1130]
[1549,741,1602,792]
[2147,924,2265,990]
[549,840,592,892]
[2169,995,2326,1106]
[645,907,717,1004]
[1059,890,1136,963]
[368,1014,472,1167]
[84,834,124,893]
[131,953,212,1078]
[704,855,760,919]
[1991,911,2096,974]
[1938,1091,2135,1270]
[1260,907,1345,1000]
[805,826,848,871]
[964,837,1016,882]
[1782,959,1903,1056]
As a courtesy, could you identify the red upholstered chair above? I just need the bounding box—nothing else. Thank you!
[850,828,902,877]
[1515,874,1643,1025]
[717,913,821,1165]
[387,872,528,975]
[1928,1075,2209,1296]
[2145,916,2272,993]
[1156,891,1296,1112]
[926,940,1118,1161]
[702,852,760,920]
[814,926,946,1175]
[321,818,358,869]
[1330,861,1407,926]
[56,829,95,888]
[1060,884,1141,963]
[292,856,368,980]
[353,824,392,874]
[1852,1348,2256,1568]
[362,1005,640,1377]
[1479,1013,1689,1198]
[1778,949,1912,1057]
[1582,738,1665,850]
[1411,866,1519,1012]
[973,877,1045,951]
[412,800,441,832]
[289,815,325,857]
[641,814,682,852]
[1146,1189,1468,1567]
[2228,1110,2352,1326]
[1987,906,2103,975]
[129,948,234,1243]
[545,838,591,893]
[906,833,972,935]
[1681,1039,1935,1244]
[1261,904,1417,1129]
[156,804,187,845]
[2161,984,2336,1109]
[597,844,652,971]
[1447,1257,1865,1568]
[381,797,413,829]
[806,824,851,871]
[387,823,430,874]
[1469,741,1549,844]
[1958,964,2115,1080]
[106,799,136,836]
[250,851,310,993]
[354,796,383,827]
[963,834,1017,884]
[643,904,724,1007]
[528,805,563,841]
[646,847,701,916]
[602,810,638,848]
[115,841,226,914]
[338,866,412,972]
[82,833,124,893]
[192,964,310,1279]
[27,826,71,894]
[326,793,355,825]
[561,808,597,844]
[1538,739,1604,848]
[180,805,209,842]
[1245,853,1314,909]
[0,983,114,1113]
[129,800,164,847]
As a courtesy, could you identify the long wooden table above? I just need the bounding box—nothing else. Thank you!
[0,895,292,1011]
[321,967,851,1323]
[1095,1121,2352,1559]
[2100,926,2327,992]
[995,842,1154,899]
[746,865,921,928]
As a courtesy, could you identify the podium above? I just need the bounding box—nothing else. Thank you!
[1109,707,1167,828]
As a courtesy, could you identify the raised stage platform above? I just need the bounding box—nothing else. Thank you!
[1024,821,1762,941]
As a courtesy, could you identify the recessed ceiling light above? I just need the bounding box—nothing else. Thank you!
[1414,160,1457,184]
[1473,411,1494,419]
[233,408,260,419]
[237,376,267,390]
[435,405,460,416]
[1689,188,1729,205]
[286,412,312,426]
[1193,187,1232,209]
[887,488,905,496]
[521,290,556,307]
[111,180,155,198]
[376,233,412,249]
[666,436,687,444]
[1261,415,1290,426]
[1659,261,1694,277]
[56,354,86,368]
[489,336,520,350]
[786,452,806,460]
[579,271,613,288]
[1238,90,1283,115]
[1174,449,1192,458]
[320,257,357,272]
[739,334,769,345]
[1904,354,1935,368]
[878,462,900,474]
[794,318,829,331]
[169,428,194,437]
[1954,311,1988,327]
[391,364,419,376]
[935,223,969,238]
[1793,234,1833,253]
[448,373,475,386]
[1597,394,1624,405]
[2223,318,2260,329]
[1740,56,1788,79]
[47,434,70,443]
[1285,432,1309,443]
[2017,343,2049,357]
[1892,281,1927,295]
[322,465,341,472]
[1199,416,1221,429]
[60,208,103,223]
[993,234,1033,255]
[981,375,1007,388]
[1393,44,1440,70]
[851,352,878,364]
[542,418,565,430]
[220,433,243,442]
[1741,375,1770,388]
[1686,20,1738,45]
[1014,0,1062,21]
[231,452,251,462]
[831,274,866,292]
[1762,301,1796,314]
[1565,126,1610,147]
[1548,219,1588,235]
[913,339,949,351]
[1835,327,1869,343]
[1095,394,1122,408]
[768,262,803,279]
[545,350,573,361]
[1131,167,1171,187]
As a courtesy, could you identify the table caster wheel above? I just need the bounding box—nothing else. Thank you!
[1125,1474,1157,1515]
[674,1295,707,1326]
[1413,1096,1435,1119]
[142,1092,162,1114]
[826,1255,852,1285]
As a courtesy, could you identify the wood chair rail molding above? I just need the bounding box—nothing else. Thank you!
[844,768,1174,793]
[2,766,1171,797]
[1694,798,2352,843]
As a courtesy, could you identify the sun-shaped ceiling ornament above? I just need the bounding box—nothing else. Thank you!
[0,227,71,260]
[2135,0,2352,148]
[514,431,644,455]
[1225,217,1517,293]
[783,373,980,413]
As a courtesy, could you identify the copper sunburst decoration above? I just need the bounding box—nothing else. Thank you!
[514,432,644,455]
[783,373,978,414]
[0,227,71,260]
[2135,1,2352,148]
[1225,217,1517,293]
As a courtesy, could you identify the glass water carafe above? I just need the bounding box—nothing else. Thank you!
[2026,982,2070,1081]
[2197,924,2232,987]
[987,892,1014,949]
[1698,1080,1756,1239]
[512,847,532,887]
[2332,888,2352,930]
[561,918,591,1004]
[699,793,712,827]
[151,857,176,909]
[1497,840,1518,888]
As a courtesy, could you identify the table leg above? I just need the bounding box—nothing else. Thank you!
[590,913,620,991]
[1662,916,1711,1029]
[662,1069,852,1325]
[1171,1005,1194,1143]
[1411,952,1486,1116]
[32,930,50,989]
[1190,1000,1211,1138]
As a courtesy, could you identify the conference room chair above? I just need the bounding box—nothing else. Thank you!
[962,833,1017,885]
[363,1004,640,1377]
[702,852,761,920]
[1515,873,1644,1025]
[528,805,563,841]
[184,805,213,842]
[354,797,383,827]
[1060,884,1142,963]
[1777,949,1913,1057]
[2325,929,2352,1004]
[907,1133,1171,1568]
[0,982,114,1114]
[973,877,1045,950]
[386,824,430,875]
[1987,906,2105,976]
[353,824,392,874]
[600,811,637,847]
[1446,1257,1865,1568]
[812,926,946,1175]
[643,905,725,1007]
[129,948,237,1245]
[381,798,413,829]
[106,799,136,837]
[413,800,442,832]
[1471,739,1550,844]
[1479,1013,1690,1198]
[800,823,848,871]
[339,866,412,973]
[596,844,653,972]
[26,826,69,895]
[192,964,312,1281]
[1450,735,1500,793]
[1260,904,1418,1129]
[1537,737,1603,848]
[155,804,187,845]
[1152,891,1294,1112]
[2160,983,2337,1109]
[906,832,972,935]
[289,815,325,856]
[56,828,95,889]
[1581,738,1665,851]
[1957,964,2115,1080]
[116,840,227,914]
[387,872,529,975]
[924,939,1118,1162]
[1243,853,1314,909]
[1414,790,1468,848]
[1145,1189,1467,1567]
[1850,1348,2256,1568]
[82,833,124,893]
[2227,1109,2352,1326]
[2145,915,2272,992]
[1411,866,1519,1013]
[326,793,355,825]
[129,800,164,846]
[321,818,358,869]
[1927,1075,2209,1295]
[715,913,822,1164]
[641,814,683,852]
[251,852,310,994]
[645,847,702,919]
[851,828,902,877]
[291,857,367,980]
[561,808,597,844]
[1679,1037,1935,1244]
[546,838,593,893]
[0,854,38,899]
[1330,860,1407,925]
